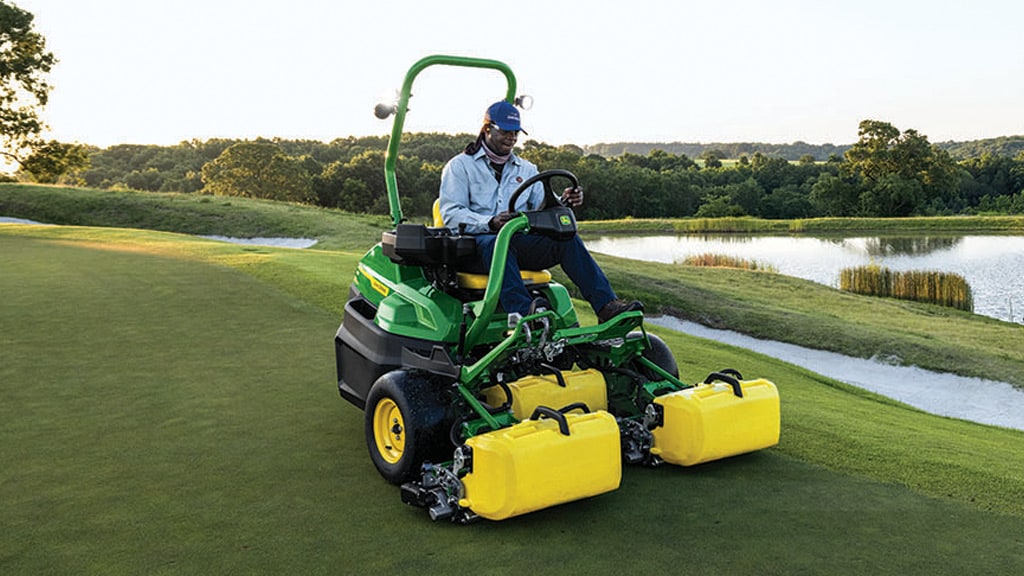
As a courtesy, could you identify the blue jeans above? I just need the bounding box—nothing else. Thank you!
[469,233,617,316]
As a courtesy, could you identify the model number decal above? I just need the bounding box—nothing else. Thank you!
[358,264,390,297]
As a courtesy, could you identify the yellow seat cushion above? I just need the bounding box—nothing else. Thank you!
[433,199,552,289]
[456,269,552,290]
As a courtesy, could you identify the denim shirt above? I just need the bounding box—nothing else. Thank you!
[438,147,543,234]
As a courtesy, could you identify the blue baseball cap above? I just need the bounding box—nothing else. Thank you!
[485,101,528,134]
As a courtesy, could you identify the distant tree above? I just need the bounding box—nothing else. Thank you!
[81,141,225,192]
[762,184,816,219]
[658,169,701,217]
[958,152,1024,209]
[643,149,696,172]
[337,178,370,211]
[17,139,89,183]
[315,150,388,213]
[520,140,584,171]
[751,156,799,192]
[749,152,769,170]
[843,120,960,216]
[810,173,861,216]
[975,191,1024,215]
[695,193,746,217]
[858,173,923,217]
[124,167,164,192]
[798,154,816,165]
[201,141,314,202]
[723,178,763,215]
[1013,152,1024,194]
[0,1,57,166]
[401,132,473,164]
[939,135,1024,160]
[700,149,725,169]
[403,159,443,218]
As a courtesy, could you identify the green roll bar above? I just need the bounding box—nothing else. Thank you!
[381,54,518,227]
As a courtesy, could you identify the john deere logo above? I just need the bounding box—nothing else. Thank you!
[559,215,571,225]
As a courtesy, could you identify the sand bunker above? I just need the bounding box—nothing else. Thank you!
[197,235,318,249]
[649,316,1024,431]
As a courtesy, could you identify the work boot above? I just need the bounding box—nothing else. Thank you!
[597,299,644,323]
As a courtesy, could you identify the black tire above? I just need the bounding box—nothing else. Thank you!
[364,370,452,485]
[639,333,679,380]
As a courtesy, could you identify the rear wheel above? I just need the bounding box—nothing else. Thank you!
[364,370,452,484]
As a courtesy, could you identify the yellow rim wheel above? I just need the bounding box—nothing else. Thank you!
[372,398,406,464]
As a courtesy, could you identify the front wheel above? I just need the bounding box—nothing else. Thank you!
[364,370,452,484]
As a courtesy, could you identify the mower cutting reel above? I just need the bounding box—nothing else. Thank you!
[334,54,781,522]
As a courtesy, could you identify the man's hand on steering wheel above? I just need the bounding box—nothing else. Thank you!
[561,186,584,208]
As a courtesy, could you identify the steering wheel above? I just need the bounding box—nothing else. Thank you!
[505,169,581,240]
[506,169,580,214]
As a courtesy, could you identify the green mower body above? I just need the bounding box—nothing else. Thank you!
[334,55,780,522]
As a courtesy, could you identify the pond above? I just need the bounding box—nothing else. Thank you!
[587,234,1024,324]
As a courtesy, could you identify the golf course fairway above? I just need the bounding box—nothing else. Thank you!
[2,223,1023,575]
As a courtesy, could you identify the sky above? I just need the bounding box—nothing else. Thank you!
[15,0,1024,150]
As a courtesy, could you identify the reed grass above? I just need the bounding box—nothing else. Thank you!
[839,264,974,311]
[679,252,779,272]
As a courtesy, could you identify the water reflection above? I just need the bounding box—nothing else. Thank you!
[861,236,962,257]
[587,234,1024,323]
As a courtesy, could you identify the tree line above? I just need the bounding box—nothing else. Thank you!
[20,119,1021,220]
[4,1,1023,221]
[584,141,852,162]
[583,135,1024,163]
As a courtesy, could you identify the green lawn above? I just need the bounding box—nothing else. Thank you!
[3,224,1024,575]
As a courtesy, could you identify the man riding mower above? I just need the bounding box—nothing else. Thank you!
[334,55,780,522]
